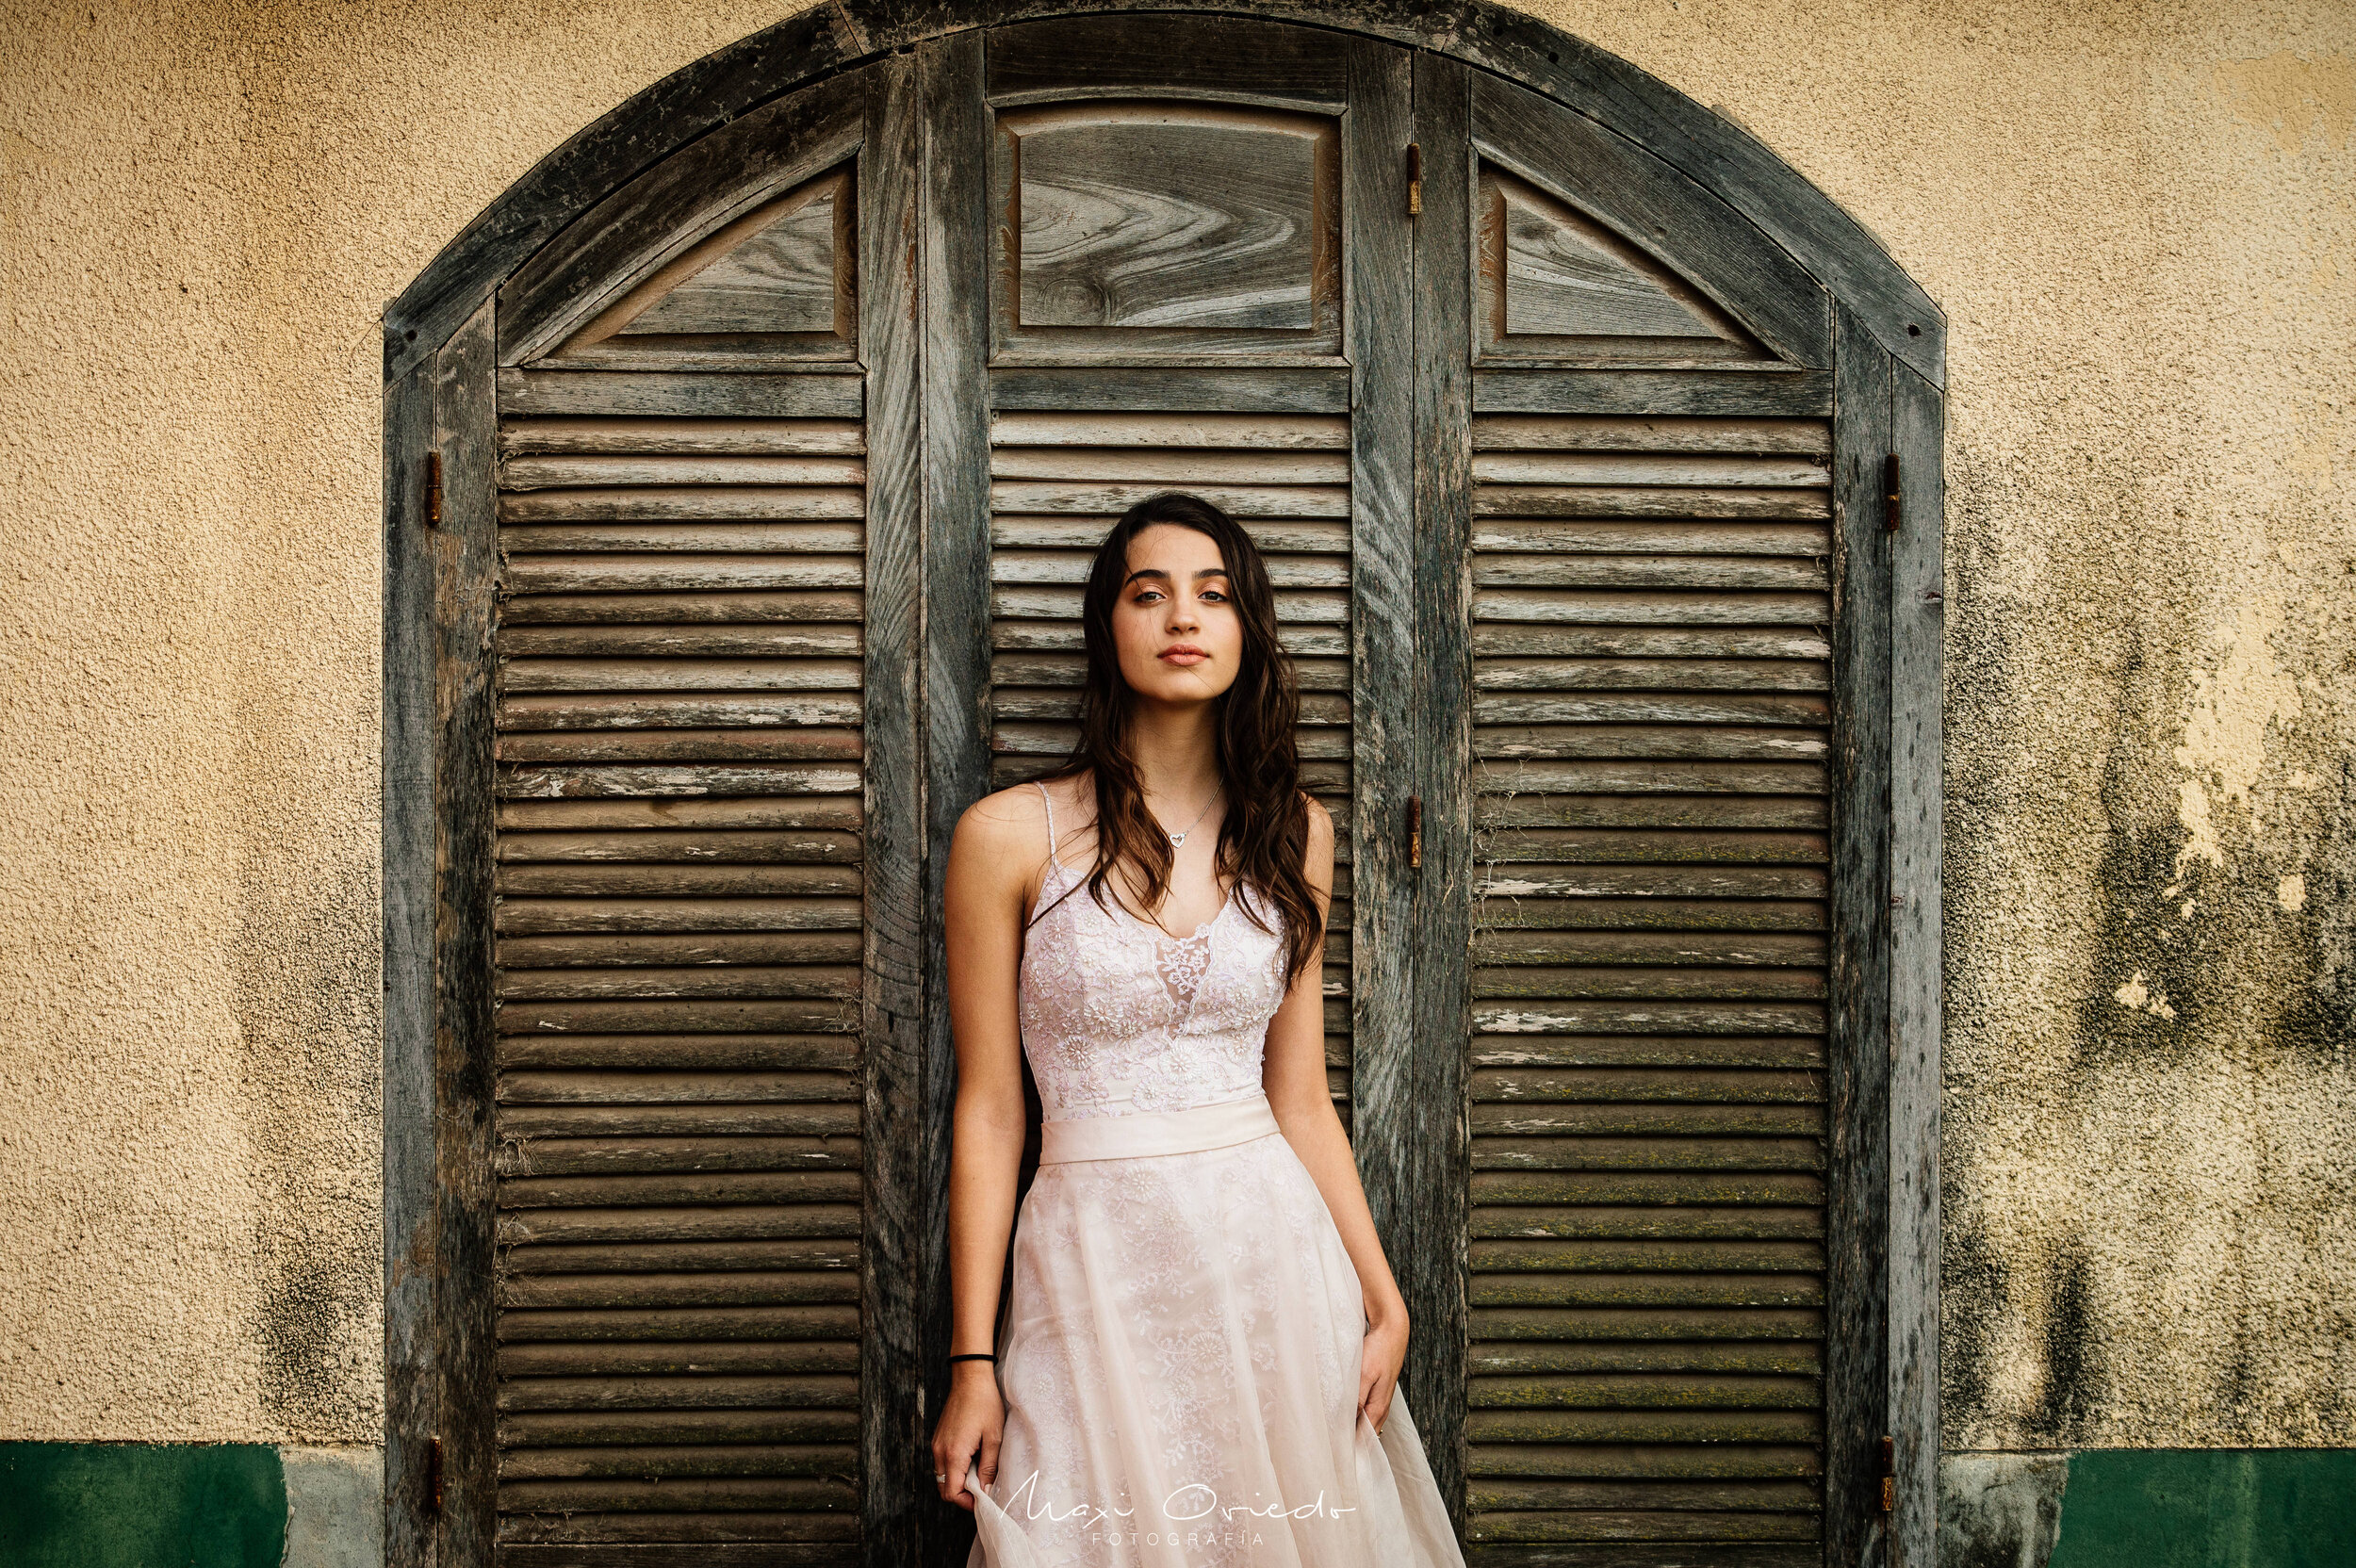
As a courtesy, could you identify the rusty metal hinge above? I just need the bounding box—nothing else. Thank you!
[1405,143,1422,216]
[1878,1434,1895,1512]
[426,1434,445,1517]
[1883,453,1901,533]
[1407,795,1423,870]
[425,450,445,529]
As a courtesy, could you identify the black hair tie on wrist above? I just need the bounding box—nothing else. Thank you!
[949,1352,996,1364]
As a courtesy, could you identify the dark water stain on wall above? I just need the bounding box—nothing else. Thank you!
[2073,634,2208,1066]
[2299,757,2355,1049]
[2070,629,2350,1072]
[1941,1216,2006,1436]
[2027,1245,2101,1443]
[231,851,382,1437]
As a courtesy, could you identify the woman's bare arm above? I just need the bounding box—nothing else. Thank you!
[931,789,1038,1508]
[1259,795,1413,1429]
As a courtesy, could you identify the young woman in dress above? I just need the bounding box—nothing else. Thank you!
[929,492,1465,1566]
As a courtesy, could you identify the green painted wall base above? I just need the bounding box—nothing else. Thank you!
[1942,1448,2356,1568]
[0,1444,286,1568]
[5,1440,2348,1565]
[0,1443,380,1568]
[2049,1450,2356,1568]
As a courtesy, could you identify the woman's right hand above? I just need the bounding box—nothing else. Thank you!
[931,1363,1006,1511]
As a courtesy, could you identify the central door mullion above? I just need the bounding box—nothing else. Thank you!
[861,41,943,1568]
[1343,29,1469,1535]
[1408,45,1477,1536]
[902,28,995,1568]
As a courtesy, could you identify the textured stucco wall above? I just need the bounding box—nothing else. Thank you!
[1,0,2348,1448]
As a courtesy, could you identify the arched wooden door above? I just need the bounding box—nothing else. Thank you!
[384,9,1944,1568]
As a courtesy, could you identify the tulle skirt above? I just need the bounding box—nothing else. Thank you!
[960,1098,1464,1568]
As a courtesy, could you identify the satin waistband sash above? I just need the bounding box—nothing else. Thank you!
[1039,1092,1281,1165]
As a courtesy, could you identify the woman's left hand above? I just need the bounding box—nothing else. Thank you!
[1358,1302,1410,1434]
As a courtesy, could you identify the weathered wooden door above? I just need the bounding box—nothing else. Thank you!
[391,9,1933,1567]
[1427,68,1857,1567]
[424,57,909,1568]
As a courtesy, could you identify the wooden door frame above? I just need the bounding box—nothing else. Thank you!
[381,5,1945,1563]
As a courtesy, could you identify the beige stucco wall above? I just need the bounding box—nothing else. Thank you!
[0,0,2347,1447]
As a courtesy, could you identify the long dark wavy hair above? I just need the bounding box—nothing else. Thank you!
[1025,491,1324,989]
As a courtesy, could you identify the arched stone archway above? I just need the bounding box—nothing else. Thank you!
[382,8,1944,1564]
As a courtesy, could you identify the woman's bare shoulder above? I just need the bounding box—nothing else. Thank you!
[1297,791,1334,878]
[1298,789,1333,839]
[957,780,1051,854]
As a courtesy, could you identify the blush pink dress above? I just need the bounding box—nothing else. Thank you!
[961,780,1464,1568]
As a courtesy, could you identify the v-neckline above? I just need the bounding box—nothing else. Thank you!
[1047,857,1238,945]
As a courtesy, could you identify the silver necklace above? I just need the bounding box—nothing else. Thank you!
[1154,784,1222,848]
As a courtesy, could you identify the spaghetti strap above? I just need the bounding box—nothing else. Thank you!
[1034,778,1062,870]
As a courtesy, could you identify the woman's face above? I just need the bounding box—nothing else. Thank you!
[1110,522,1244,708]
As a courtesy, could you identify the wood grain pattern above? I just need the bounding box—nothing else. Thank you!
[613,175,844,337]
[918,32,995,1568]
[498,371,864,421]
[1402,47,1478,1535]
[1474,370,1831,418]
[1014,111,1321,329]
[990,366,1350,412]
[382,351,437,1568]
[857,50,926,1568]
[1888,358,1944,1568]
[1469,74,1827,370]
[992,99,1342,356]
[435,298,504,1565]
[1821,297,1892,1568]
[498,71,867,367]
[1480,168,1759,360]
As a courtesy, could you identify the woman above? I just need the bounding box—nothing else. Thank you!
[929,492,1464,1567]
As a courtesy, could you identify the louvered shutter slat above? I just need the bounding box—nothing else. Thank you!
[492,384,864,1553]
[1465,407,1831,1556]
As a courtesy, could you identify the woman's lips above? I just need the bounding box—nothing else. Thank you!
[1160,648,1209,664]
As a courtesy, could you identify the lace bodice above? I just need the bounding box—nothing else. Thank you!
[1018,780,1292,1120]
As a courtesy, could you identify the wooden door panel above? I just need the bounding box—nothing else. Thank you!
[1479,167,1762,361]
[1008,108,1330,332]
[486,374,869,1558]
[990,100,1344,359]
[1467,73,1830,372]
[497,72,869,370]
[1452,57,1841,1568]
[460,62,910,1568]
[1460,398,1835,1568]
[561,166,859,362]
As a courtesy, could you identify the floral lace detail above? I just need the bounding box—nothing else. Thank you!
[991,1135,1366,1568]
[1019,783,1290,1122]
[1153,929,1216,1015]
